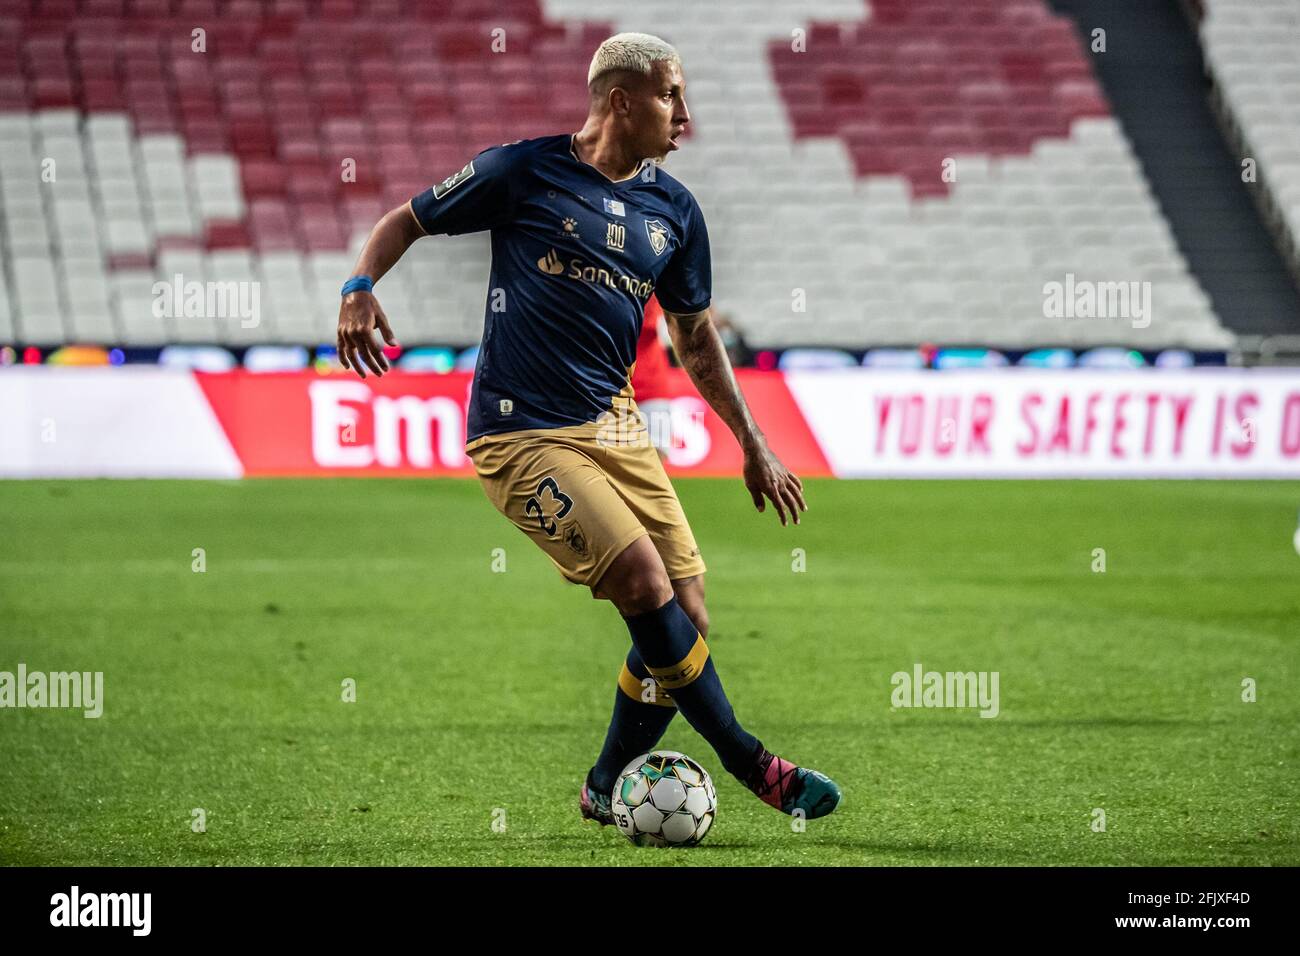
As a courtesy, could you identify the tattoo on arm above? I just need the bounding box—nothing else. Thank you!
[665,309,764,451]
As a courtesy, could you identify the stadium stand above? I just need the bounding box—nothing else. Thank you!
[1199,0,1300,279]
[0,0,1270,351]
[1046,0,1300,341]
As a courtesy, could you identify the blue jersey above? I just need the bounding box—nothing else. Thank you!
[409,133,712,443]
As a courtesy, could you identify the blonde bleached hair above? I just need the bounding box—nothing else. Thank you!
[587,32,680,87]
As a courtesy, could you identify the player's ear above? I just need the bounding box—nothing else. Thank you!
[608,84,631,116]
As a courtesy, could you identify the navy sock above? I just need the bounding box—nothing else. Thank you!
[621,595,761,781]
[589,648,678,796]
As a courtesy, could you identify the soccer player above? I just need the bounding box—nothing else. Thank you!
[336,33,841,826]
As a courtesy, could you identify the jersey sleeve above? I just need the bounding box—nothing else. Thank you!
[654,193,712,315]
[409,143,519,236]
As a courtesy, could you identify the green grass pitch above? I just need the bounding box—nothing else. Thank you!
[1,478,1297,866]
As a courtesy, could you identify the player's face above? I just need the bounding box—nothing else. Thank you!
[633,60,690,163]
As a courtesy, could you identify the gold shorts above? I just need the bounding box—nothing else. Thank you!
[466,419,706,590]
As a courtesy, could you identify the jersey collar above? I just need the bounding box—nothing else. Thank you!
[569,133,646,185]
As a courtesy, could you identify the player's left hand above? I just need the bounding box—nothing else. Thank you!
[743,443,807,526]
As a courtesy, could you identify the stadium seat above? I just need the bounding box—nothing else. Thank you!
[0,0,1237,348]
[1200,0,1300,268]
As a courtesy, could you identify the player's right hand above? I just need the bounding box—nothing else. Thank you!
[337,291,398,379]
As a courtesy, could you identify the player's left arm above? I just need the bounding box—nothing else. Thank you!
[663,307,807,526]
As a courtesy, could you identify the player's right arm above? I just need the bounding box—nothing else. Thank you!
[337,144,519,379]
[336,203,423,378]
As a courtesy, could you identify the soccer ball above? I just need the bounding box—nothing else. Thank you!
[611,750,717,847]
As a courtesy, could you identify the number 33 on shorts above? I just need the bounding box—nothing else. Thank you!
[465,426,705,589]
[523,476,572,536]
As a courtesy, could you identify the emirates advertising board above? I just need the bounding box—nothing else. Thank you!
[2,367,1300,479]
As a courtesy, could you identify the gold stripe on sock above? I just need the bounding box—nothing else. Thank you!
[618,662,676,707]
[644,635,710,690]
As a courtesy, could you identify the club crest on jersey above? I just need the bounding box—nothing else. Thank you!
[563,521,589,557]
[644,218,669,256]
[433,160,475,199]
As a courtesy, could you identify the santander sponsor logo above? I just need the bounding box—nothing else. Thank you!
[308,380,468,469]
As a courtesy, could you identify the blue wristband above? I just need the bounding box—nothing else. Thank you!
[341,275,374,296]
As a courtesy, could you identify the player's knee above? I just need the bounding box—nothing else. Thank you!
[597,535,674,615]
[610,567,674,617]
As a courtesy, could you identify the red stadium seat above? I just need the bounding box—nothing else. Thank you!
[204,220,251,250]
[240,159,287,199]
[83,79,126,111]
[770,0,1105,196]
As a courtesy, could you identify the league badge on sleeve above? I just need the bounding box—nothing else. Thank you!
[433,160,476,199]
